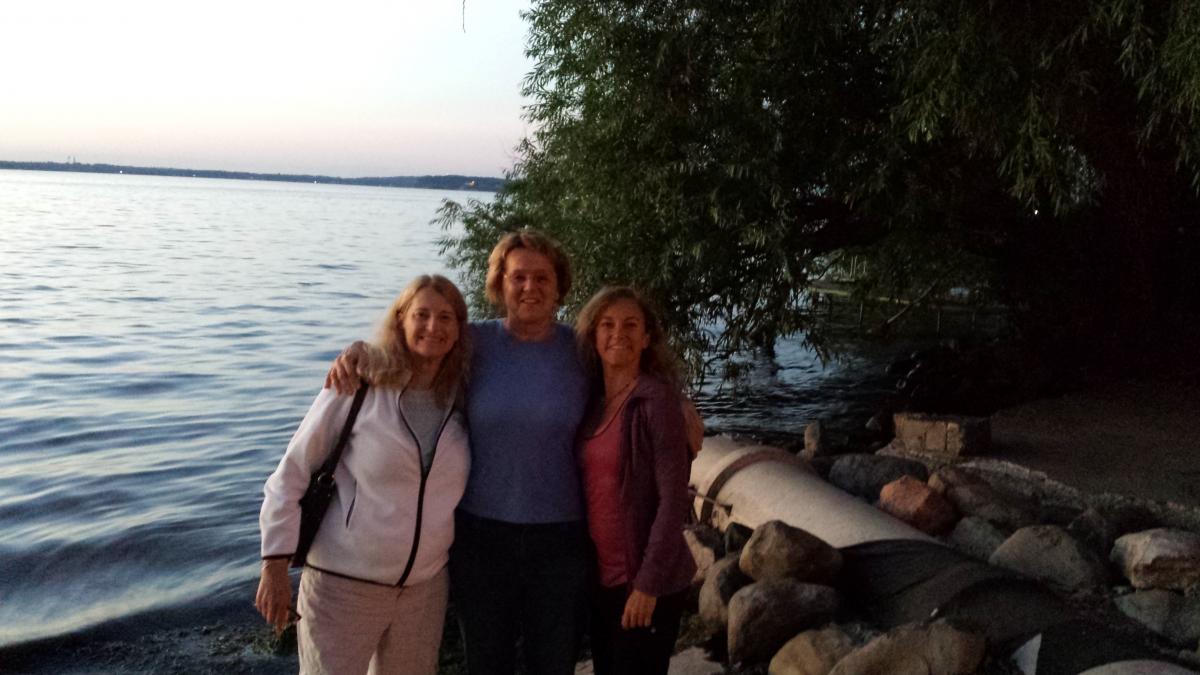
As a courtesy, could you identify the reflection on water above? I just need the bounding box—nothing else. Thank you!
[0,169,896,649]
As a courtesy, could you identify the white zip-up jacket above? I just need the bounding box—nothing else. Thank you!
[260,386,470,586]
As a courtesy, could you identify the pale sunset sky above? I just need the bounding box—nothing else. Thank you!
[0,0,534,177]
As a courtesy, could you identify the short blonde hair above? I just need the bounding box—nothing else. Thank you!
[484,230,572,309]
[364,275,470,407]
[574,286,681,389]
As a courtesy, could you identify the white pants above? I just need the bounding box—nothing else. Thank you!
[297,566,449,675]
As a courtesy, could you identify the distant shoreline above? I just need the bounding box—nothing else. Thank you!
[0,160,505,192]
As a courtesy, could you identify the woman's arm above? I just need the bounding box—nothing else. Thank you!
[630,392,692,596]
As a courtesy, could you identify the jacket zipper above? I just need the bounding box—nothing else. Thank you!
[394,391,456,587]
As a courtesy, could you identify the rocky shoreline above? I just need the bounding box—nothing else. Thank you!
[676,413,1200,675]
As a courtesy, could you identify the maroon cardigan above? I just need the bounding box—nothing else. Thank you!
[585,374,697,597]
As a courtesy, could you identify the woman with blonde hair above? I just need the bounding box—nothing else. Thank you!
[257,274,472,675]
[574,286,695,675]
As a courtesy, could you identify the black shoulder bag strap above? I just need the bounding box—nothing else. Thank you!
[317,379,370,479]
[291,379,370,568]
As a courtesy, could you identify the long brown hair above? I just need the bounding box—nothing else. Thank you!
[574,286,681,390]
[362,274,470,407]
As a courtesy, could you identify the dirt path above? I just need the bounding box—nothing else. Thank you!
[990,381,1200,507]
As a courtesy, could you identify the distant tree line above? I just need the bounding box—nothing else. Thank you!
[0,160,505,192]
[439,0,1200,383]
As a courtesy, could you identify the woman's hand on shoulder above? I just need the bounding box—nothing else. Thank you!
[255,558,294,634]
[621,589,657,629]
[324,341,367,394]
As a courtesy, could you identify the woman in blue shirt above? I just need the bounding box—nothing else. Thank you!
[330,231,590,675]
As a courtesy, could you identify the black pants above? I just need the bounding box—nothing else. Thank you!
[589,584,686,675]
[450,511,590,675]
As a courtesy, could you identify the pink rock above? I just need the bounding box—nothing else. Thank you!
[877,475,958,534]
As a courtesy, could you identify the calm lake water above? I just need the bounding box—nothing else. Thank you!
[0,169,894,651]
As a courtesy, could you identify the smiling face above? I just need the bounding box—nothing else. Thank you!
[501,247,560,328]
[594,298,650,372]
[401,287,460,365]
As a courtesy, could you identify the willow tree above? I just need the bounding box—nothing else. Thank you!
[876,0,1200,372]
[440,0,1200,380]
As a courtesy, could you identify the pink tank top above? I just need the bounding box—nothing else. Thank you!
[582,407,628,587]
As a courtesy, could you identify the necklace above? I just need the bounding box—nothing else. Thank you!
[605,377,637,408]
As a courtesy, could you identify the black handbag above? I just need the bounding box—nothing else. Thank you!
[292,380,369,568]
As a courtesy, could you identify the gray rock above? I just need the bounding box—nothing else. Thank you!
[828,454,929,501]
[949,516,1009,561]
[1168,593,1200,648]
[1069,507,1121,556]
[944,482,1036,529]
[990,525,1109,591]
[828,619,986,675]
[1100,504,1162,538]
[724,522,754,555]
[666,647,725,675]
[803,420,827,460]
[1115,589,1183,638]
[865,410,894,436]
[1110,588,1200,649]
[769,625,855,675]
[1077,661,1200,674]
[685,524,725,586]
[1112,528,1200,590]
[699,555,752,629]
[740,520,842,584]
[927,466,986,495]
[727,580,840,666]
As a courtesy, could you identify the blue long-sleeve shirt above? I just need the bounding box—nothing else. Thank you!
[459,320,590,523]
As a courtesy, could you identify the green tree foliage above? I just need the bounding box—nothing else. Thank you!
[875,0,1200,369]
[440,0,1200,380]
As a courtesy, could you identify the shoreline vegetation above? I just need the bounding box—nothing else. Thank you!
[0,160,506,192]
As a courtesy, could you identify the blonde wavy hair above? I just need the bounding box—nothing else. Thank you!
[484,229,573,309]
[362,275,470,407]
[574,286,681,390]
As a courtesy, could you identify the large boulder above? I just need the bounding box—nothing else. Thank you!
[927,466,987,495]
[727,580,840,665]
[944,482,1036,530]
[827,620,986,675]
[1114,589,1183,638]
[724,522,755,556]
[1111,528,1200,590]
[699,555,752,628]
[666,647,725,675]
[1168,592,1200,648]
[685,524,725,586]
[828,454,929,501]
[877,476,958,535]
[990,525,1109,591]
[948,517,1009,561]
[768,625,856,675]
[1068,507,1122,557]
[740,520,842,584]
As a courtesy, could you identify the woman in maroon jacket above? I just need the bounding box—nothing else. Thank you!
[574,286,697,675]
